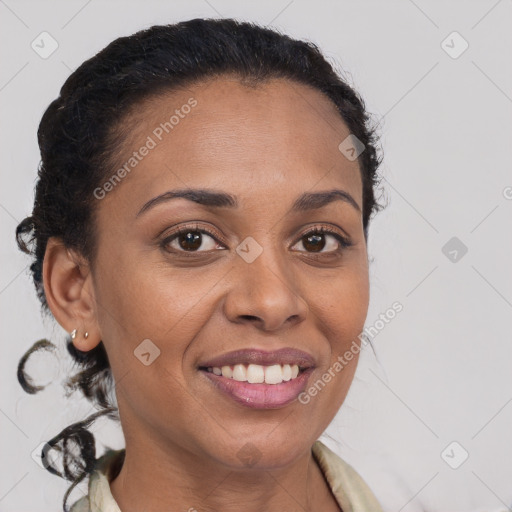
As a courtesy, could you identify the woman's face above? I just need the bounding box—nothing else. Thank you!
[90,76,369,468]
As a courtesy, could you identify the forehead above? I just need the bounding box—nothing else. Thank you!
[102,76,362,213]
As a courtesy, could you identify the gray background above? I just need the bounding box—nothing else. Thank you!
[1,0,511,510]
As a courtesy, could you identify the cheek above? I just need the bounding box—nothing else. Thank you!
[92,248,227,364]
[315,261,369,348]
[307,261,369,409]
[301,283,367,421]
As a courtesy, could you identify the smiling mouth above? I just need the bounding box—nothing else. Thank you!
[199,363,304,385]
[197,348,316,408]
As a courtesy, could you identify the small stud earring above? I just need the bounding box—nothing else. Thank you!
[84,332,89,339]
[70,328,77,340]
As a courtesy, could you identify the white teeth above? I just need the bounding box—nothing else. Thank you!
[221,365,233,378]
[247,364,265,383]
[232,364,247,382]
[206,363,302,385]
[265,364,284,384]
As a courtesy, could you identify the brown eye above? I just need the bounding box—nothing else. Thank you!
[291,227,351,254]
[178,231,202,251]
[302,233,326,252]
[162,229,221,253]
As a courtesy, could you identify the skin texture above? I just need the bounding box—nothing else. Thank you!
[43,77,369,512]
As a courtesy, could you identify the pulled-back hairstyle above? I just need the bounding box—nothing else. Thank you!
[15,17,383,511]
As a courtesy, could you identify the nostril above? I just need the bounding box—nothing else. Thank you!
[239,314,259,321]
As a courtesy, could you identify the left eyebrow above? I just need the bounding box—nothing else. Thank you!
[291,189,361,213]
[136,187,361,218]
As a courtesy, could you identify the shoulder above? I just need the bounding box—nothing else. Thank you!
[69,495,90,512]
[69,449,125,512]
[312,440,383,512]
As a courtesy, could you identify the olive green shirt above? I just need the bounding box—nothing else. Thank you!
[71,440,383,511]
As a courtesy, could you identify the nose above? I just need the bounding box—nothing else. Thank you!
[223,248,308,332]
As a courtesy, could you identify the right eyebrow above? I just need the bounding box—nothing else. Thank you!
[137,189,237,217]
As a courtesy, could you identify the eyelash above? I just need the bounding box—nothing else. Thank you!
[159,223,353,256]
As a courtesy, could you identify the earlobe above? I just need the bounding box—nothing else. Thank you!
[70,326,97,351]
[43,238,101,352]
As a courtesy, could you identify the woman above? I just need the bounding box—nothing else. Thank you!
[17,18,384,511]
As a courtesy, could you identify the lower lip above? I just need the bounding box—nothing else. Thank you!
[200,368,314,409]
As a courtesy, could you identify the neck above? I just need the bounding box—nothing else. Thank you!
[109,425,339,512]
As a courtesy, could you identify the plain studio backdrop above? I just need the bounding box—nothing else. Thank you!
[1,1,511,511]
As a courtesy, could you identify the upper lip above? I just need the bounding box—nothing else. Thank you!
[199,348,315,369]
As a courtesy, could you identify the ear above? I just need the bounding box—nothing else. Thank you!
[42,237,101,352]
